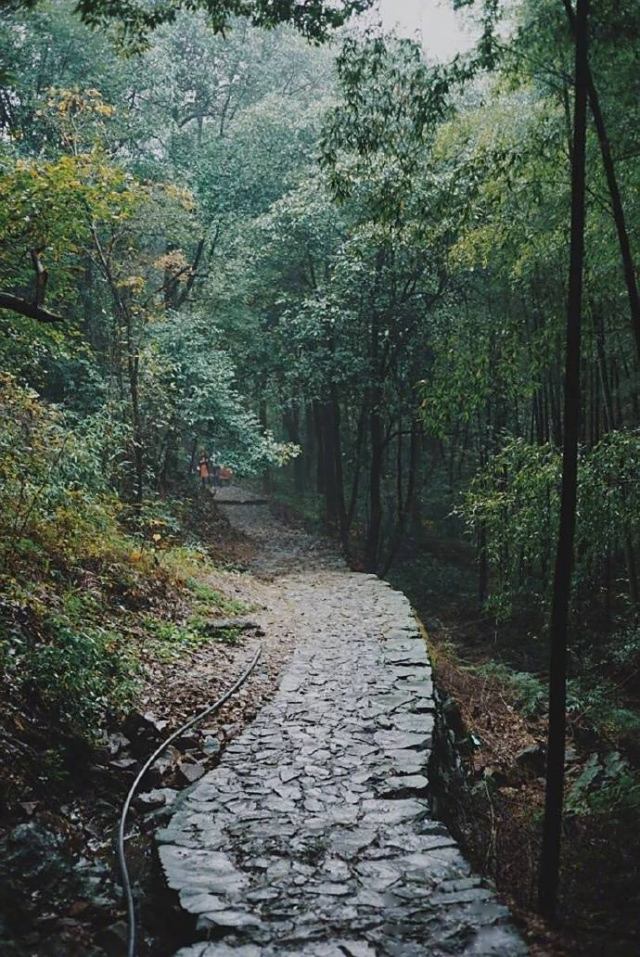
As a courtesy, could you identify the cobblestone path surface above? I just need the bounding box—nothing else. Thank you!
[158,496,526,956]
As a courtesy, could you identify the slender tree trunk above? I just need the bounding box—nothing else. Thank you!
[366,392,384,573]
[365,305,383,573]
[346,400,367,532]
[381,419,420,576]
[304,404,315,487]
[562,0,640,363]
[91,226,144,504]
[624,535,639,605]
[330,387,348,549]
[321,401,339,528]
[259,399,272,494]
[313,400,326,496]
[396,418,404,518]
[292,405,305,495]
[478,525,489,605]
[158,426,178,494]
[538,0,588,920]
[611,358,624,428]
[127,349,143,505]
[595,311,614,431]
[284,404,305,494]
[188,437,198,477]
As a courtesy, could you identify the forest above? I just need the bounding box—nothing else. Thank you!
[1,0,639,954]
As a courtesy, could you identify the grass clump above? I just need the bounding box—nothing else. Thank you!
[186,577,248,617]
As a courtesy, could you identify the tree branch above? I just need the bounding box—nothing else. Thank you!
[0,292,63,324]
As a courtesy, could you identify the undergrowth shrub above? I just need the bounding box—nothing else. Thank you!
[567,751,640,816]
[567,677,640,745]
[473,659,640,746]
[472,661,547,717]
[0,372,123,572]
[0,376,232,739]
[12,623,137,737]
[607,623,640,671]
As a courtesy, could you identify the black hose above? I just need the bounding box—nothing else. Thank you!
[117,644,263,957]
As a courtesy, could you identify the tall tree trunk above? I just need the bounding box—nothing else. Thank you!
[595,311,614,431]
[312,400,327,497]
[320,401,338,528]
[380,419,420,576]
[624,535,639,605]
[330,388,348,549]
[259,399,272,494]
[366,392,384,573]
[127,348,143,505]
[346,400,367,532]
[188,437,198,477]
[562,0,640,363]
[365,305,384,573]
[538,0,588,920]
[304,404,315,487]
[284,404,305,494]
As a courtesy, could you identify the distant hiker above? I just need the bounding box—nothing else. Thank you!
[197,450,210,488]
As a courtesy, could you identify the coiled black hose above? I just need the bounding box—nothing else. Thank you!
[117,644,263,957]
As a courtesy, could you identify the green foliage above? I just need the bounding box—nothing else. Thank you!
[147,314,297,476]
[70,0,372,47]
[458,433,640,617]
[608,624,640,671]
[322,35,452,214]
[566,751,640,816]
[567,677,640,744]
[472,661,548,718]
[0,374,247,739]
[458,438,560,617]
[141,614,212,657]
[186,577,248,616]
[11,622,137,735]
[141,591,246,659]
[0,373,124,569]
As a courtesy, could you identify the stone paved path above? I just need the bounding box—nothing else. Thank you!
[158,495,527,956]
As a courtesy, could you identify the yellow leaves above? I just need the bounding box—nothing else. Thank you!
[94,102,116,118]
[129,550,143,563]
[0,150,140,271]
[153,250,188,276]
[162,183,196,211]
[118,275,145,293]
[47,87,116,120]
[448,224,500,271]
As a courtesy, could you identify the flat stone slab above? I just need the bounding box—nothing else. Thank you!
[159,570,526,956]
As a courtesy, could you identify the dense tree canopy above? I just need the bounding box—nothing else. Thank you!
[1,0,640,948]
[1,0,373,43]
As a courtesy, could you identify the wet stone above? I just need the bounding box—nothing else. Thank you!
[380,774,430,797]
[158,567,526,956]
